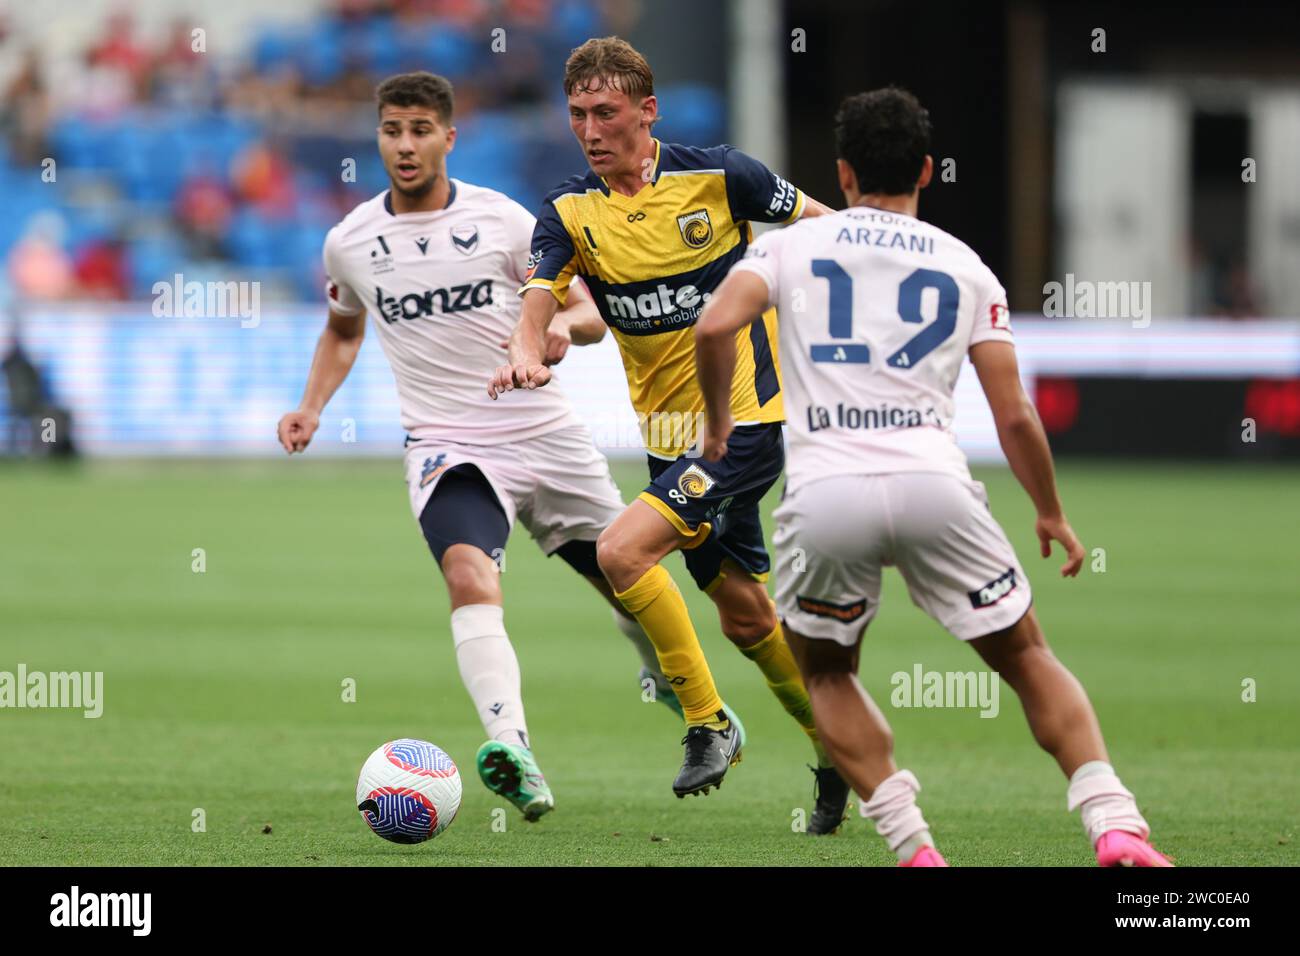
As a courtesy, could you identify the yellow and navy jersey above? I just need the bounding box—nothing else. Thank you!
[519,139,805,458]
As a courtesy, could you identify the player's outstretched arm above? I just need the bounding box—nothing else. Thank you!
[490,287,559,398]
[546,278,606,366]
[277,309,365,454]
[694,270,771,461]
[970,340,1085,577]
[798,194,837,218]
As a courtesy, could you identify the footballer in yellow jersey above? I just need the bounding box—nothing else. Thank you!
[491,37,849,820]
[520,136,796,460]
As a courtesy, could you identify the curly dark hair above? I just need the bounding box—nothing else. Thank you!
[834,87,931,196]
[376,72,454,125]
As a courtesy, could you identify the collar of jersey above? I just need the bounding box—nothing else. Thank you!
[383,178,457,216]
[598,138,661,208]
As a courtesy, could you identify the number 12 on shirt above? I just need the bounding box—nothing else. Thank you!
[808,262,959,369]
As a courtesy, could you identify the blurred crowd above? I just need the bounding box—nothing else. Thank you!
[0,0,722,304]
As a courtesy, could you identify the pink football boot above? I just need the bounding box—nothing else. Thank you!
[1095,830,1174,867]
[899,845,949,867]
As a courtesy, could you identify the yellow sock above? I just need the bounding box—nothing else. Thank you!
[615,565,725,724]
[740,624,832,767]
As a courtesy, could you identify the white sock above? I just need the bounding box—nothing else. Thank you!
[612,609,671,693]
[1067,760,1149,845]
[451,604,529,749]
[859,769,934,860]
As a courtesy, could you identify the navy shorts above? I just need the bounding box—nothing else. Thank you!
[639,422,784,592]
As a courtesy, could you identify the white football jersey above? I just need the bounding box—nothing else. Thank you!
[731,205,1013,491]
[323,180,578,444]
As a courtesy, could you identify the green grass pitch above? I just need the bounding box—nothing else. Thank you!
[1,457,1296,866]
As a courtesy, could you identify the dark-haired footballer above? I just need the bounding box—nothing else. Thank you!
[696,86,1172,867]
[278,71,671,824]
[490,36,852,826]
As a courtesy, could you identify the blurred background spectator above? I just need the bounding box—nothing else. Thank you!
[0,0,726,304]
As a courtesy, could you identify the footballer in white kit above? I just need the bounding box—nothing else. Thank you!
[278,73,672,823]
[695,87,1172,867]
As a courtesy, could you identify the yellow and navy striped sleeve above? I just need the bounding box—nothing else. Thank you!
[519,187,579,303]
[722,146,804,225]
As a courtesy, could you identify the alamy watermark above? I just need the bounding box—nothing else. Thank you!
[890,664,999,718]
[0,665,103,718]
[50,886,150,936]
[1043,273,1151,328]
[587,410,708,457]
[152,273,261,328]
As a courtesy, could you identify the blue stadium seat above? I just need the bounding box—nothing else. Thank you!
[128,238,185,299]
[402,21,477,78]
[359,16,401,76]
[655,84,727,147]
[297,21,345,86]
[551,0,603,46]
[253,29,298,74]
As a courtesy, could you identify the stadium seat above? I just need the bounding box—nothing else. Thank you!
[655,85,727,147]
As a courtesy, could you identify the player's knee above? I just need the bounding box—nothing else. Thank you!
[720,611,775,646]
[596,525,642,588]
[440,546,501,605]
[716,587,778,645]
[978,612,1057,683]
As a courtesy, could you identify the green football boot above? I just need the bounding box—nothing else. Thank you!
[475,740,554,822]
[721,702,747,752]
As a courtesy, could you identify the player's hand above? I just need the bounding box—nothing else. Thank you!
[700,414,734,462]
[1035,512,1085,577]
[488,362,552,399]
[542,323,572,366]
[277,410,320,454]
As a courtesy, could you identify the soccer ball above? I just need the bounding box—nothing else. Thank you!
[356,738,462,844]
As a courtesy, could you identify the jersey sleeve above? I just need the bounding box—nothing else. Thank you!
[726,226,785,308]
[518,197,578,304]
[322,226,365,316]
[968,268,1014,348]
[723,147,804,225]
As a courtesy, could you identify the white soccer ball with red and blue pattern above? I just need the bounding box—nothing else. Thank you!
[356,739,462,844]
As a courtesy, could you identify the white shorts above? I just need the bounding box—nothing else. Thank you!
[773,472,1032,645]
[403,424,626,556]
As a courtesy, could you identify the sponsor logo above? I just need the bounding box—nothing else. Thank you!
[796,595,868,623]
[968,568,1017,609]
[677,464,716,498]
[766,175,797,218]
[450,224,479,255]
[375,281,494,323]
[805,403,944,433]
[419,453,449,488]
[522,249,542,282]
[990,302,1011,330]
[415,237,430,255]
[369,235,395,274]
[603,282,709,326]
[626,210,646,222]
[677,208,713,249]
